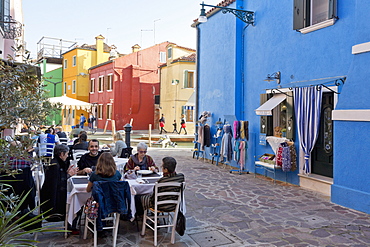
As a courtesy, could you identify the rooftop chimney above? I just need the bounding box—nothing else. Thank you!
[131,44,141,53]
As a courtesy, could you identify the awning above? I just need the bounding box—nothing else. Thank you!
[255,94,286,116]
[49,95,91,111]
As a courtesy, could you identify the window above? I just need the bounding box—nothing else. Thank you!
[257,92,294,139]
[72,80,76,94]
[106,104,112,120]
[184,70,194,88]
[154,95,160,105]
[72,109,75,119]
[160,52,166,63]
[98,76,104,92]
[72,55,76,67]
[90,79,95,93]
[64,59,67,69]
[107,74,113,91]
[167,47,172,59]
[182,106,194,122]
[63,82,67,94]
[98,104,103,119]
[293,0,336,32]
[63,109,66,118]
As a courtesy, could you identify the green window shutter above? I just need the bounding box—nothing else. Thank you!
[293,0,305,30]
[260,93,273,136]
[285,91,295,140]
[184,70,188,88]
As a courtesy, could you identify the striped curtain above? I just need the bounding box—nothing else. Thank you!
[293,86,323,174]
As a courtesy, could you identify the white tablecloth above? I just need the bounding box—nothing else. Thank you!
[126,178,161,218]
[114,157,128,173]
[66,176,90,225]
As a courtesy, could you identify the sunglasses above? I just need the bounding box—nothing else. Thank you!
[138,151,147,154]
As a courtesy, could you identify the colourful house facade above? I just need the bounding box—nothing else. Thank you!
[62,35,110,129]
[194,0,370,214]
[89,42,170,131]
[159,44,196,134]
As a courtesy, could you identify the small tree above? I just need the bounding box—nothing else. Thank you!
[0,54,63,245]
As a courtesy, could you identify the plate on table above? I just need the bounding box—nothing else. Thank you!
[137,170,153,175]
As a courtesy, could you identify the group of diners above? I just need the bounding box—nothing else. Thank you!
[40,139,184,237]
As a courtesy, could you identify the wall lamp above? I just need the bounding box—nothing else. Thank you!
[264,71,281,84]
[198,1,255,25]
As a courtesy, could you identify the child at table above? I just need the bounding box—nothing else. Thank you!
[86,152,122,237]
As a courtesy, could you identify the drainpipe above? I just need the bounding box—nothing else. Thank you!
[195,25,201,128]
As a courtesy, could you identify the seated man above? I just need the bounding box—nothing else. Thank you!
[137,157,184,215]
[55,126,67,139]
[77,139,102,175]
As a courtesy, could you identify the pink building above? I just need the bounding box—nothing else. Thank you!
[89,42,170,130]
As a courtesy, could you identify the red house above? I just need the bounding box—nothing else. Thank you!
[89,42,170,130]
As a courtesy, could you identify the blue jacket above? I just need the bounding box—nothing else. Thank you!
[92,181,131,229]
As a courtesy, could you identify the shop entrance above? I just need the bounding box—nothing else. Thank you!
[311,92,334,178]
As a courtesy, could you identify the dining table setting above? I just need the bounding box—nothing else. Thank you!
[64,161,162,237]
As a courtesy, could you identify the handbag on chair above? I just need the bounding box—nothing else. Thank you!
[176,211,186,236]
[175,184,186,236]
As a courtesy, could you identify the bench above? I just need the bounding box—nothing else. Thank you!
[254,161,284,184]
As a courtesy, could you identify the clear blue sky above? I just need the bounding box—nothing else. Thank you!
[22,0,221,58]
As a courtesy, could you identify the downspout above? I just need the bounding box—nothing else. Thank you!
[235,0,248,120]
[195,25,200,129]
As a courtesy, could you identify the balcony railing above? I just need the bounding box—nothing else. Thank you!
[0,15,23,39]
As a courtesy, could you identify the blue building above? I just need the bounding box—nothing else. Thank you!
[193,0,370,214]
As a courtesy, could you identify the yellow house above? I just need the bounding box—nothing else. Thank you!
[159,44,196,135]
[62,35,110,130]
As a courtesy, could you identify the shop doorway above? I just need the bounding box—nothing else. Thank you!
[311,92,334,178]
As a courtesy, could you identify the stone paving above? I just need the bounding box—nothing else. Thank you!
[27,148,370,246]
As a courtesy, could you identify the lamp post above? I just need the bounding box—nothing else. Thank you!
[198,1,255,25]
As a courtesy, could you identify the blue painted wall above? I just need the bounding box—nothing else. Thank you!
[196,0,370,213]
[197,1,238,162]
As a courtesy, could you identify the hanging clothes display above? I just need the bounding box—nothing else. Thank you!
[203,125,211,148]
[233,140,240,163]
[239,120,245,139]
[197,125,204,150]
[238,141,247,171]
[233,121,240,139]
[275,141,297,172]
[220,125,233,162]
[244,121,249,141]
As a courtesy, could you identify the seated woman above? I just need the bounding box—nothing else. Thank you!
[71,133,88,150]
[126,142,157,171]
[86,152,122,236]
[107,132,127,157]
[140,157,185,213]
[40,144,78,221]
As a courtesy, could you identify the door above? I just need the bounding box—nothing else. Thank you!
[311,92,334,177]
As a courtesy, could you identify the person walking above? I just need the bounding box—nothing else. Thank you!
[172,120,179,134]
[79,113,86,129]
[159,114,167,134]
[179,117,187,135]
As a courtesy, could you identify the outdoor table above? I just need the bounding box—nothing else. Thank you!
[125,173,162,219]
[65,176,91,238]
[114,157,128,173]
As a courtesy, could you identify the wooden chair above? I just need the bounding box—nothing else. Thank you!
[141,181,184,246]
[83,181,131,247]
